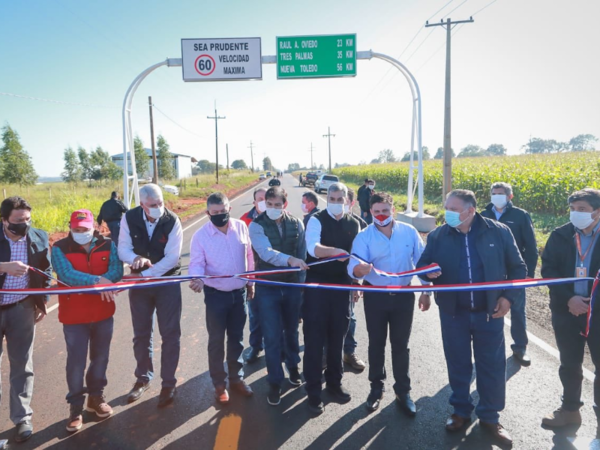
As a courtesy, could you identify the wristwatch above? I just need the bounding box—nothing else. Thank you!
[93,276,102,284]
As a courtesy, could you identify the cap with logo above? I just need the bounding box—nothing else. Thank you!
[70,209,94,228]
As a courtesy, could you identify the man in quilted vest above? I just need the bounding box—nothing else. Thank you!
[52,209,123,433]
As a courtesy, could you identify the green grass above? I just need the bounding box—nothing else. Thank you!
[1,170,259,234]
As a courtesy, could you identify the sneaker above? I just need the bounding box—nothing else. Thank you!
[267,384,281,406]
[542,408,582,427]
[66,405,83,433]
[343,353,366,371]
[288,367,303,387]
[85,395,113,419]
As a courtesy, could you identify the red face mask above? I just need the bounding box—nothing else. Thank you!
[373,214,392,227]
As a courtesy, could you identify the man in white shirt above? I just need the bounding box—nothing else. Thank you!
[118,184,183,408]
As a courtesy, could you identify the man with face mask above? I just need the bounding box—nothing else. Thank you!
[51,209,123,433]
[481,182,538,366]
[416,189,526,447]
[301,191,320,228]
[240,187,267,363]
[249,186,307,406]
[358,179,375,224]
[349,192,430,418]
[189,193,255,404]
[118,183,183,408]
[303,183,361,415]
[541,188,600,437]
[0,197,51,443]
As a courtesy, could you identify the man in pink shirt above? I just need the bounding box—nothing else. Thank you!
[189,192,255,405]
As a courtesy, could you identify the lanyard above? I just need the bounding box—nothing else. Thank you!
[575,231,599,266]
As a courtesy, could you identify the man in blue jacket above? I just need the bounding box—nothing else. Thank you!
[417,189,526,447]
[481,182,538,366]
[0,196,52,443]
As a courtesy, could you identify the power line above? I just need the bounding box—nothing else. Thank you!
[427,0,456,21]
[0,92,116,108]
[152,103,203,139]
[471,0,497,17]
[415,24,465,73]
[404,28,437,64]
[441,0,470,20]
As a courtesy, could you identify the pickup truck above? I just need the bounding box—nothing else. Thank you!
[301,172,318,187]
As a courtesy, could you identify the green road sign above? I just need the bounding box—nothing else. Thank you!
[276,34,357,79]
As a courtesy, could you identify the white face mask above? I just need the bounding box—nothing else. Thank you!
[368,184,375,190]
[343,204,350,213]
[257,200,266,214]
[147,205,164,220]
[491,194,508,209]
[327,203,345,216]
[570,211,596,230]
[72,229,94,245]
[301,203,309,214]
[266,208,283,221]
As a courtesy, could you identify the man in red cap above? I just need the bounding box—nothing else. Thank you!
[51,209,123,433]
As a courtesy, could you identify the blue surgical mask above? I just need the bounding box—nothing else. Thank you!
[445,210,465,228]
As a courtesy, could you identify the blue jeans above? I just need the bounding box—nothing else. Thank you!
[107,220,121,246]
[204,287,246,388]
[129,284,182,388]
[510,289,528,353]
[248,295,263,351]
[256,285,302,387]
[439,309,506,423]
[63,317,113,408]
[344,301,357,354]
[0,296,36,425]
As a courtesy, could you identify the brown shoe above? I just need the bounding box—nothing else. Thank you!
[86,395,113,419]
[230,380,253,397]
[480,422,513,447]
[215,386,230,404]
[542,408,582,427]
[66,405,83,433]
[445,414,471,432]
[343,353,366,371]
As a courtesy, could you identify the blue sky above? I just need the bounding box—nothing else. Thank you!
[1,0,599,176]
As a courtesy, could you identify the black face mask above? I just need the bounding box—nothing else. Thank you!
[210,212,230,228]
[6,221,31,237]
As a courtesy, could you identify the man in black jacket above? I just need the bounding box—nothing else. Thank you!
[358,179,375,224]
[417,189,526,447]
[541,188,600,437]
[0,196,52,443]
[97,191,128,246]
[481,182,538,366]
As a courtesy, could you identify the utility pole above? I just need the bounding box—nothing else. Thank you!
[248,141,255,172]
[148,96,158,184]
[226,143,230,172]
[322,127,335,173]
[426,17,474,198]
[207,104,226,183]
[309,142,315,169]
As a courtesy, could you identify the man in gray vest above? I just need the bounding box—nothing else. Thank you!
[118,184,183,408]
[249,186,307,407]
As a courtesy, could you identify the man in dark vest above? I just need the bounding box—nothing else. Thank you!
[118,183,183,408]
[0,196,52,443]
[249,186,307,407]
[303,182,361,415]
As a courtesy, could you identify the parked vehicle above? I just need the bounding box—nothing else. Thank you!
[302,172,318,187]
[259,173,266,180]
[266,171,272,177]
[163,185,179,196]
[314,174,339,193]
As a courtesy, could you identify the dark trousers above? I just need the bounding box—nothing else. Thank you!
[440,309,506,423]
[364,291,414,396]
[510,289,528,353]
[552,311,600,418]
[303,286,350,400]
[248,295,263,351]
[107,220,121,246]
[361,209,373,225]
[129,284,182,388]
[256,285,302,387]
[204,286,247,388]
[63,317,113,408]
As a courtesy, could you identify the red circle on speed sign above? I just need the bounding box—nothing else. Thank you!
[195,54,216,76]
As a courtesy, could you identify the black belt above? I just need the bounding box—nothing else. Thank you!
[204,285,245,294]
[363,282,411,296]
[0,296,29,310]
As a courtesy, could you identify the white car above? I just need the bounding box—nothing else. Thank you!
[163,185,179,196]
[314,174,339,194]
[259,173,266,180]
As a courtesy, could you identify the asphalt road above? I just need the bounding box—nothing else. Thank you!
[0,174,597,450]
